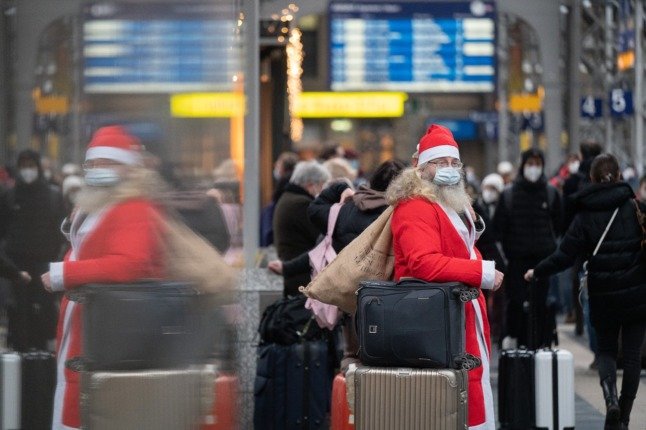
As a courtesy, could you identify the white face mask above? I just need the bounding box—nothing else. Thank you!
[523,165,542,183]
[84,168,121,187]
[19,168,39,184]
[482,189,499,204]
[568,161,580,174]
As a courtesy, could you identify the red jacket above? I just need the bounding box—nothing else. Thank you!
[51,199,165,429]
[391,198,495,429]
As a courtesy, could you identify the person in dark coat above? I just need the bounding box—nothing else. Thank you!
[0,150,66,351]
[493,148,562,349]
[526,154,646,430]
[272,160,330,296]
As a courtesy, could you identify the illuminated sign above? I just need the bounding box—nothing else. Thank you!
[329,1,496,93]
[509,93,542,113]
[294,92,408,118]
[170,93,245,117]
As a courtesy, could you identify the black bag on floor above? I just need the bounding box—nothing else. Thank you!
[254,340,333,430]
[66,282,207,370]
[356,279,481,369]
[22,350,56,430]
[498,349,536,429]
[258,295,325,346]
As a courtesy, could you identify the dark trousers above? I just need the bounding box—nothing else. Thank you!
[595,319,646,405]
[6,258,57,352]
[504,258,551,348]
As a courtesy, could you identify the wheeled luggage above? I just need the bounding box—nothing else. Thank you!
[253,340,333,430]
[346,365,468,430]
[534,349,575,430]
[356,279,481,369]
[330,373,353,430]
[67,282,207,370]
[21,351,56,430]
[1,352,20,430]
[81,367,213,430]
[498,349,536,429]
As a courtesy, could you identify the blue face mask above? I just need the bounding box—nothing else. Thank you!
[433,167,462,186]
[84,168,121,187]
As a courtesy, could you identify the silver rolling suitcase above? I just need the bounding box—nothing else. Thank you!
[346,365,468,430]
[81,366,215,430]
[1,352,20,430]
[534,349,575,430]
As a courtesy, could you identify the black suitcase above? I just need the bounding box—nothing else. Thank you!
[66,282,207,370]
[21,350,56,430]
[355,279,481,369]
[498,349,536,429]
[254,340,333,430]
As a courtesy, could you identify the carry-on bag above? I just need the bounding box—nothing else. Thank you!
[67,282,208,370]
[81,367,213,430]
[330,373,353,430]
[1,352,20,430]
[356,279,481,369]
[346,365,468,430]
[498,349,536,429]
[21,351,56,430]
[534,349,575,430]
[253,340,333,430]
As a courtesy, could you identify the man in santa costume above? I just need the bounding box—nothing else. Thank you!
[41,126,166,430]
[385,124,504,430]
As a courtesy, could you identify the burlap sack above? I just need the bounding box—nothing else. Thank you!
[160,215,238,295]
[299,206,394,314]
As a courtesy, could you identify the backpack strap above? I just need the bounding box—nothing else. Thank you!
[326,203,342,238]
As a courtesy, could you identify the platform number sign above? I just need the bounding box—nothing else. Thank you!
[609,88,634,117]
[580,96,603,118]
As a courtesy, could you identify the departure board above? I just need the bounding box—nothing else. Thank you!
[82,2,240,94]
[329,1,496,92]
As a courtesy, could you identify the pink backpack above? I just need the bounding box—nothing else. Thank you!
[306,203,343,330]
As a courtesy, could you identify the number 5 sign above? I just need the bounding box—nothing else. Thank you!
[609,88,634,116]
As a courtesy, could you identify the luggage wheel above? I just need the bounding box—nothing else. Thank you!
[455,354,482,370]
[455,288,480,303]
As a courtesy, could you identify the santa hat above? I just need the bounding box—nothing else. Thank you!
[417,124,460,166]
[85,126,143,166]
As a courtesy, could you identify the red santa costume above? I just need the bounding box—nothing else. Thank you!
[48,127,165,430]
[386,125,496,430]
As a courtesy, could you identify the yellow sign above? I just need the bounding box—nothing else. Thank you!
[617,51,635,71]
[35,96,69,114]
[509,93,542,113]
[170,93,245,118]
[294,92,408,118]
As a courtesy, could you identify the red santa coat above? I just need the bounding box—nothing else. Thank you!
[49,199,165,430]
[391,197,496,430]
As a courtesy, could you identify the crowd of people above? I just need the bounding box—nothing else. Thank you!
[0,122,644,429]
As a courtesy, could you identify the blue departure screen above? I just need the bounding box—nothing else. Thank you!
[82,3,240,94]
[329,1,496,92]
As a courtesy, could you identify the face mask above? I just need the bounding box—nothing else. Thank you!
[84,168,121,187]
[482,189,499,204]
[432,167,462,186]
[43,169,52,180]
[523,165,542,183]
[19,168,39,184]
[568,161,580,174]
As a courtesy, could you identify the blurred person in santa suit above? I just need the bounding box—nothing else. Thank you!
[41,126,167,430]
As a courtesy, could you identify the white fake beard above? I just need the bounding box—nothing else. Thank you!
[427,179,473,214]
[75,185,115,213]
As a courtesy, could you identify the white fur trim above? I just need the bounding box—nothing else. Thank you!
[52,302,77,430]
[470,300,496,430]
[418,145,460,166]
[49,262,65,292]
[85,146,142,166]
[480,260,496,290]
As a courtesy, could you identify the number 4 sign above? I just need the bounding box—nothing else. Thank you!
[580,96,603,118]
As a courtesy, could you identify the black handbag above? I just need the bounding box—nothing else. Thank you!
[258,295,325,346]
[66,282,210,371]
[356,279,482,369]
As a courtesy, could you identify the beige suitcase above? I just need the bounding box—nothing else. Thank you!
[346,366,468,430]
[81,366,215,430]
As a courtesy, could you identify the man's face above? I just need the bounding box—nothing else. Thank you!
[418,156,461,182]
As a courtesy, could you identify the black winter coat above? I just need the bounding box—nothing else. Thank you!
[534,182,646,325]
[473,199,506,271]
[308,182,388,253]
[273,183,320,295]
[0,179,65,263]
[493,177,562,261]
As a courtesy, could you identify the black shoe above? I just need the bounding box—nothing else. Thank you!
[601,377,620,430]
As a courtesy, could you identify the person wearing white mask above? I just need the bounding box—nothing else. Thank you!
[0,149,66,353]
[493,148,562,350]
